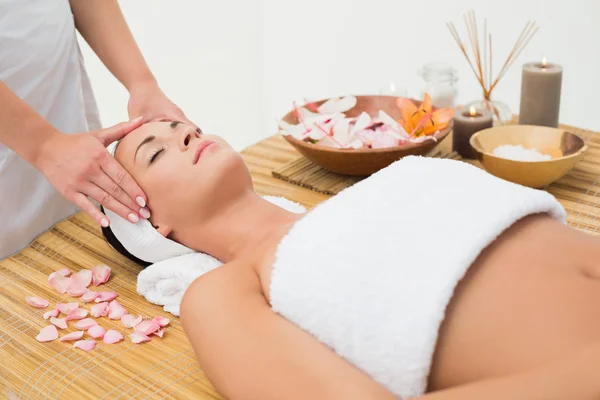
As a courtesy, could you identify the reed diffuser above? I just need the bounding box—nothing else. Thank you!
[448,11,538,124]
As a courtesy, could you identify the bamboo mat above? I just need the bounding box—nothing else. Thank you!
[2,123,599,400]
[272,123,600,235]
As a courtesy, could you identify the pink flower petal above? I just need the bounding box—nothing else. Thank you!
[49,317,68,330]
[25,296,49,309]
[94,291,118,303]
[56,268,72,277]
[91,264,111,286]
[103,329,124,344]
[60,331,84,342]
[121,314,142,328]
[90,302,109,318]
[81,290,99,303]
[66,281,87,297]
[71,270,92,288]
[74,318,98,330]
[48,272,70,294]
[65,308,88,321]
[36,325,59,342]
[73,340,96,351]
[107,300,128,320]
[43,309,59,320]
[152,329,165,338]
[56,302,79,314]
[129,332,151,344]
[152,316,170,328]
[87,325,106,339]
[134,320,160,335]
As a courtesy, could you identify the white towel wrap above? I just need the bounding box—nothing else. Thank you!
[269,155,566,398]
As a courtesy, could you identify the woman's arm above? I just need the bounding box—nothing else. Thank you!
[69,0,196,127]
[69,0,154,91]
[180,262,396,400]
[181,262,600,400]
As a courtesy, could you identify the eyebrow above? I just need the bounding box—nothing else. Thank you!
[134,135,156,162]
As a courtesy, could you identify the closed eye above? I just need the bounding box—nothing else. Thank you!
[149,147,165,165]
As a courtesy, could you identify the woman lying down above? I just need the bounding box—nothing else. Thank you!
[102,121,600,399]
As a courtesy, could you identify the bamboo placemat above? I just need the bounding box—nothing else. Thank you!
[272,123,600,235]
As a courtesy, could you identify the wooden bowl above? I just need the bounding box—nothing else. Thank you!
[470,125,588,188]
[280,95,452,176]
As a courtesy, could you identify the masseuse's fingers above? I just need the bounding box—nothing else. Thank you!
[93,118,148,209]
[71,192,111,227]
[90,172,149,220]
[83,182,142,224]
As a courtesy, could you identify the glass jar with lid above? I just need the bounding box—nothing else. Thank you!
[418,62,458,108]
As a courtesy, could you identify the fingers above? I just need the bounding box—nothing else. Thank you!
[94,116,144,146]
[82,182,142,224]
[98,152,148,212]
[90,170,148,219]
[71,192,110,227]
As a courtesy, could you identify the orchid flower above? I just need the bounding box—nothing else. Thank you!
[396,93,454,137]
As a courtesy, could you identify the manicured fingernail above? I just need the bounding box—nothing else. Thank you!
[139,208,151,219]
[128,213,139,223]
[136,196,146,207]
[100,218,109,228]
[130,116,144,123]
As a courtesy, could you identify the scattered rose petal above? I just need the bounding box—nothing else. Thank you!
[134,320,160,335]
[56,268,72,277]
[152,316,170,328]
[87,325,106,339]
[90,302,109,318]
[48,272,70,294]
[91,264,111,286]
[129,332,151,344]
[56,302,79,314]
[60,331,84,342]
[25,296,49,309]
[65,308,88,321]
[49,317,68,330]
[43,309,59,320]
[73,340,95,351]
[81,290,99,303]
[107,300,127,320]
[95,291,118,302]
[103,329,124,344]
[71,270,92,288]
[36,325,58,342]
[121,314,142,328]
[74,318,98,330]
[153,329,164,338]
[66,281,87,297]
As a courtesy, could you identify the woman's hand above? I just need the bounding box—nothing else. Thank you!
[127,81,197,129]
[34,118,150,227]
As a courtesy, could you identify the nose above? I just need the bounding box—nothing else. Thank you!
[178,126,196,151]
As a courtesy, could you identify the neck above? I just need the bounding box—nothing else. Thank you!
[186,191,303,263]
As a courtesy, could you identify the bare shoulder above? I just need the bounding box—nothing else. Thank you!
[180,259,264,324]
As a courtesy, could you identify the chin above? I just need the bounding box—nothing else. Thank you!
[198,147,253,198]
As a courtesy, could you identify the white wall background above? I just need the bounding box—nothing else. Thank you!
[80,0,600,151]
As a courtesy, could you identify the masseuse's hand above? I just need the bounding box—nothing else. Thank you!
[127,81,197,129]
[35,118,150,227]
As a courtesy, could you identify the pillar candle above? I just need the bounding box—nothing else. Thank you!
[452,107,493,159]
[519,58,563,127]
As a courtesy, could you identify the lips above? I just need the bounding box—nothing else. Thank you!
[193,141,215,164]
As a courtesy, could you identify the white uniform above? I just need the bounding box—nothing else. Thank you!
[0,0,101,259]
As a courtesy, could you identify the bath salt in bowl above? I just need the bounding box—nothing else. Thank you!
[470,125,587,188]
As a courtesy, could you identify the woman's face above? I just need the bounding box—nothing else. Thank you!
[115,121,252,239]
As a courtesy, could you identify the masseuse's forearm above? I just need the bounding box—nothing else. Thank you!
[69,0,156,91]
[0,81,59,165]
